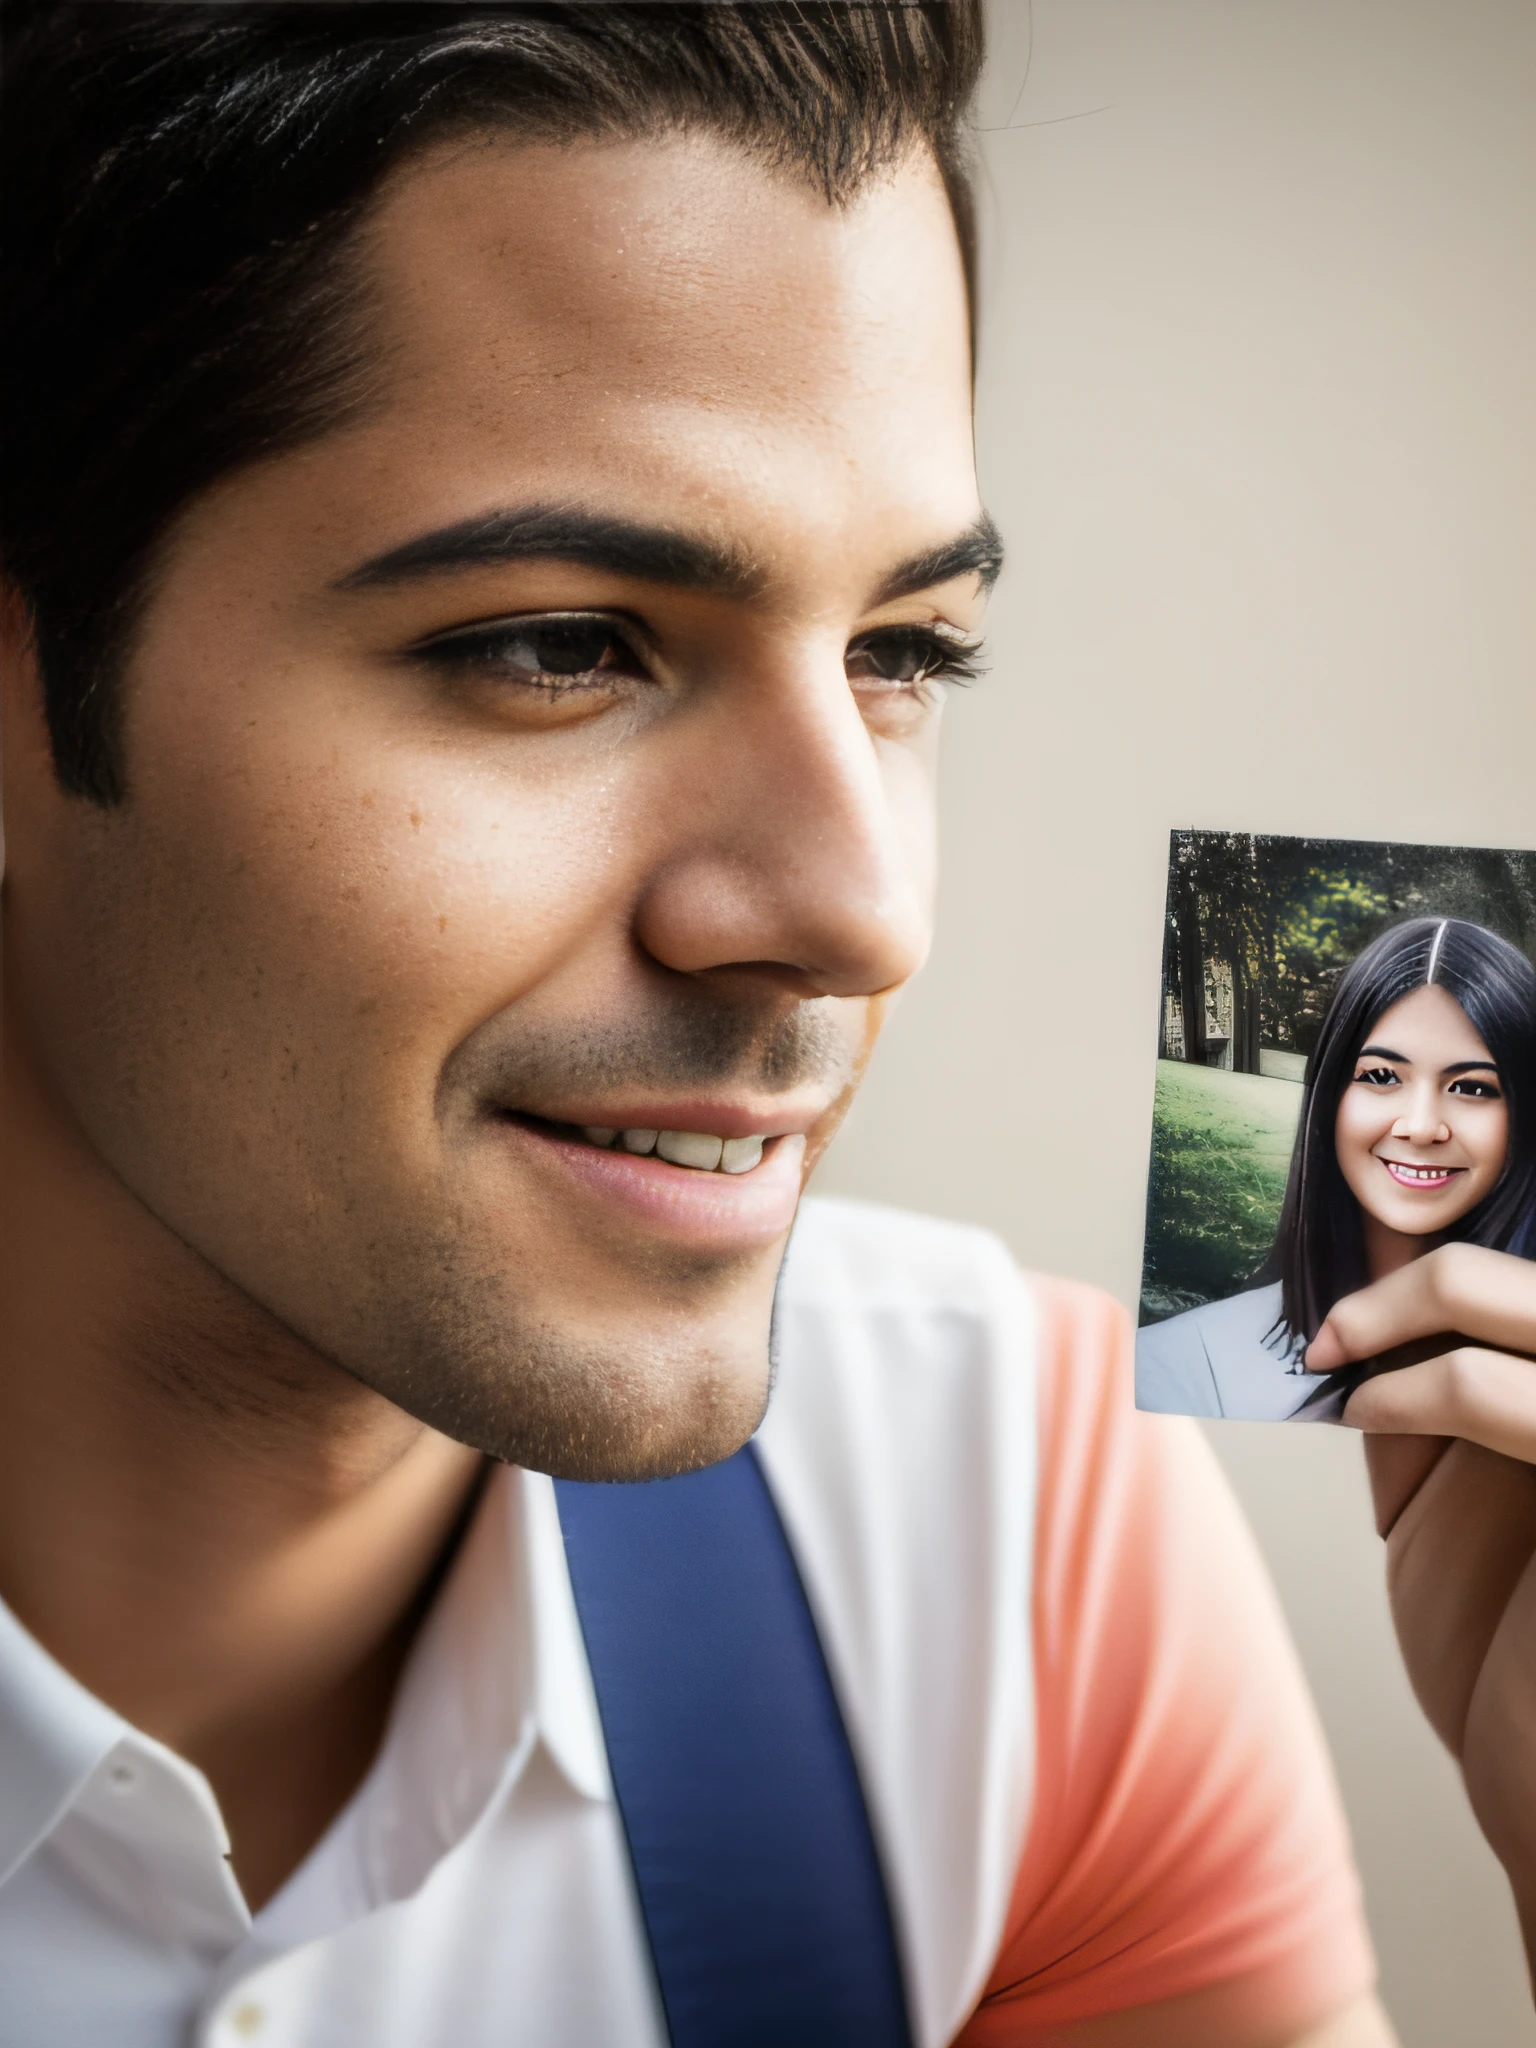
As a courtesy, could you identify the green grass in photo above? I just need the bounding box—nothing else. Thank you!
[1140,1060,1302,1323]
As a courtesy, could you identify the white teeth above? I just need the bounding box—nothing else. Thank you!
[656,1130,725,1171]
[577,1125,771,1172]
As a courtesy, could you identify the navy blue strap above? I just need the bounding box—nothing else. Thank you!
[554,1445,914,2048]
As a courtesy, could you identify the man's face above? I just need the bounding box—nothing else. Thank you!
[4,135,984,1477]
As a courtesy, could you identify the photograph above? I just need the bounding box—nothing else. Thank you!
[1136,830,1536,1421]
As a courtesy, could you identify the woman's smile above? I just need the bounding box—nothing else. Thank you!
[1375,1156,1464,1192]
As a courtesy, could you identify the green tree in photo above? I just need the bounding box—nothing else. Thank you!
[1140,1061,1300,1322]
[1160,832,1536,1066]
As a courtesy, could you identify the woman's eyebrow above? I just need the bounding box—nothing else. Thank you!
[1355,1046,1500,1075]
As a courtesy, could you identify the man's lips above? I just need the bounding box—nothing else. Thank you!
[495,1097,824,1143]
[491,1092,828,1182]
[489,1114,808,1248]
[1377,1157,1465,1191]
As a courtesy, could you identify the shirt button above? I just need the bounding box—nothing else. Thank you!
[227,2001,265,2037]
[107,1759,138,1791]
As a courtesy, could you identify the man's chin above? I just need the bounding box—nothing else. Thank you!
[355,1307,775,1482]
[527,1394,767,1483]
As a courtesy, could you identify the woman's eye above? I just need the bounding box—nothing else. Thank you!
[1355,1066,1399,1087]
[409,613,647,691]
[1448,1076,1501,1099]
[845,627,981,690]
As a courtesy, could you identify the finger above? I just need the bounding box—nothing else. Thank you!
[1307,1242,1536,1370]
[1343,1345,1536,1463]
[1302,1331,1453,1379]
[1361,1432,1452,1538]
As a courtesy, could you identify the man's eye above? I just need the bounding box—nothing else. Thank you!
[1448,1076,1501,1098]
[845,626,982,689]
[409,613,646,690]
[1355,1066,1399,1086]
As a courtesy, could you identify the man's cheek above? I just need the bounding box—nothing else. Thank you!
[883,741,941,922]
[205,764,610,1053]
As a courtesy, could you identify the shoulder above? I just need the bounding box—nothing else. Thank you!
[782,1196,1123,1345]
[778,1194,1023,1311]
[765,1198,1046,1519]
[773,1197,1141,1473]
[963,1308,1377,2041]
[1142,1281,1284,1348]
[773,1200,1137,1476]
[1136,1284,1289,1418]
[762,1202,1132,2044]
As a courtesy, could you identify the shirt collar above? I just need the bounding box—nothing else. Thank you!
[297,1459,613,1916]
[520,1465,613,1805]
[0,1591,128,1886]
[0,1460,611,1906]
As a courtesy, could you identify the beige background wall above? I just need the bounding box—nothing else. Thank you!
[815,4,1536,2040]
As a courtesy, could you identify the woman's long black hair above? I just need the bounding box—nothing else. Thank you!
[1273,915,1536,1346]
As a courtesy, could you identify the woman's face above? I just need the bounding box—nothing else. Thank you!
[1334,982,1509,1241]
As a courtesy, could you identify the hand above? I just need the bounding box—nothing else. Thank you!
[1306,1242,1536,1978]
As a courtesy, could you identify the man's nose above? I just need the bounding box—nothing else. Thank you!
[630,656,932,1000]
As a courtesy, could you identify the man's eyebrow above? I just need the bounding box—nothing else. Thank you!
[332,503,1005,605]
[333,504,763,598]
[873,514,1005,603]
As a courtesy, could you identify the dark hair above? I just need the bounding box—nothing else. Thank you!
[1274,915,1536,1343]
[0,0,984,803]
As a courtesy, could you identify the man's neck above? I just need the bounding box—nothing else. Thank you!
[0,1037,486,1910]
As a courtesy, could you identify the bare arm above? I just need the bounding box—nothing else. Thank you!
[1307,1242,1536,1979]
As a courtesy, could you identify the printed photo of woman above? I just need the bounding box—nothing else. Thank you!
[1137,915,1536,1421]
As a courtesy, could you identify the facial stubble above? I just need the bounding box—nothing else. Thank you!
[343,987,854,1479]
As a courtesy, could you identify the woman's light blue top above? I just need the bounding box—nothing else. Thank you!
[1135,1282,1347,1422]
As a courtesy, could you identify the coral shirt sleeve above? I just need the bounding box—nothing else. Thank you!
[952,1276,1378,2047]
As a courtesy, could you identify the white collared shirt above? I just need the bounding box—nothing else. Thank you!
[0,1200,1043,2048]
